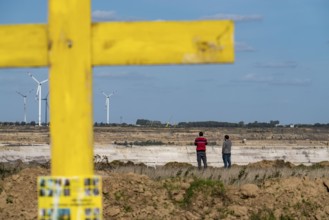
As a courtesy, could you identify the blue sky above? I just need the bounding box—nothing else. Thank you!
[0,0,328,125]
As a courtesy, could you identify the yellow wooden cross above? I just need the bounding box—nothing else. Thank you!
[0,0,234,219]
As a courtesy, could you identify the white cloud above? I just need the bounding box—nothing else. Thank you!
[235,42,256,52]
[92,10,117,21]
[254,61,297,68]
[269,78,312,86]
[235,73,311,86]
[201,14,263,22]
[237,73,273,83]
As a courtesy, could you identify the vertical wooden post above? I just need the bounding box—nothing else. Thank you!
[49,0,93,176]
[38,2,101,219]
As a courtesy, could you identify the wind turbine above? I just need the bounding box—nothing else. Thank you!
[16,89,33,123]
[16,91,27,123]
[166,115,173,128]
[28,73,48,126]
[102,91,114,124]
[42,92,49,125]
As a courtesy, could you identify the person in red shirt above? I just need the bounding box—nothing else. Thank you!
[194,131,208,170]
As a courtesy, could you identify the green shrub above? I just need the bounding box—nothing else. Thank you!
[183,178,225,207]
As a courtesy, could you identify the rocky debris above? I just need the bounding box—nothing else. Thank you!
[228,205,248,218]
[106,207,121,217]
[240,184,259,199]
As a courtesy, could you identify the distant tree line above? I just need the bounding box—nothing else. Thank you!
[0,121,45,126]
[93,122,135,127]
[135,119,162,127]
[135,119,329,128]
[1,120,329,128]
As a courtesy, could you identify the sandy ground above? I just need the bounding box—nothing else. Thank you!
[0,126,329,167]
[1,144,329,167]
[1,126,329,219]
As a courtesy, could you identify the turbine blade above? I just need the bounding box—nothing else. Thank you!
[40,79,48,84]
[28,73,40,84]
[16,91,24,97]
[36,86,40,97]
[110,90,116,97]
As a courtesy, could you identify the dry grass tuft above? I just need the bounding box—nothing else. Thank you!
[100,159,329,185]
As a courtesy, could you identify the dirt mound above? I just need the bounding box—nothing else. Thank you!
[0,167,48,219]
[1,162,329,219]
[247,159,295,169]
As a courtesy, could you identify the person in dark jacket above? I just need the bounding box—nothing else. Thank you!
[222,135,232,168]
[194,131,208,169]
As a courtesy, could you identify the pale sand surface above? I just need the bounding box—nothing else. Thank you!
[1,126,328,166]
[1,144,328,167]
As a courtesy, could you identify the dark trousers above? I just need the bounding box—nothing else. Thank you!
[222,153,231,168]
[197,151,207,169]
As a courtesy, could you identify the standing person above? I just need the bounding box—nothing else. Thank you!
[222,135,232,168]
[194,131,208,170]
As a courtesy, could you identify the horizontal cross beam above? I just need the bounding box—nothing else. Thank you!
[0,20,234,67]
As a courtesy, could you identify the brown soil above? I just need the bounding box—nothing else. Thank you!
[1,126,329,219]
[1,125,328,146]
[1,161,329,220]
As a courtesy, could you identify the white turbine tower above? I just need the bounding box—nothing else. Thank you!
[29,73,48,126]
[102,91,114,124]
[16,91,28,123]
[42,92,49,125]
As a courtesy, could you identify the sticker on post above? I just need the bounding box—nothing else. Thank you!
[38,176,102,220]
